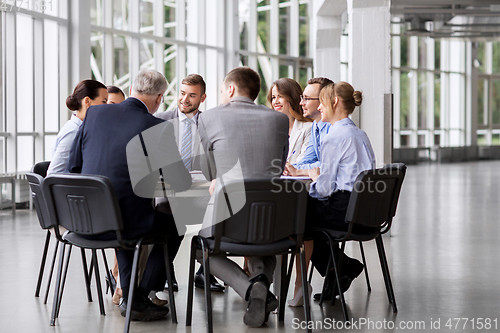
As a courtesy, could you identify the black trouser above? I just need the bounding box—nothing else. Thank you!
[306,191,372,277]
[117,211,183,298]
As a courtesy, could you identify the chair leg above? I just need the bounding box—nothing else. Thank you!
[80,248,93,302]
[278,254,289,321]
[307,261,314,284]
[359,241,371,292]
[375,235,397,313]
[36,230,51,297]
[92,249,106,316]
[199,239,213,333]
[50,243,66,326]
[44,240,59,304]
[322,232,349,322]
[318,257,332,306]
[330,241,346,306]
[101,249,114,295]
[124,241,142,333]
[55,244,73,318]
[186,237,198,326]
[300,244,312,333]
[163,243,177,324]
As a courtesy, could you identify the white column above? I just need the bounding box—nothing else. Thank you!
[34,17,45,162]
[103,0,114,85]
[5,13,17,172]
[224,0,239,73]
[129,0,140,83]
[312,0,345,81]
[466,42,478,146]
[348,0,392,165]
[68,0,91,88]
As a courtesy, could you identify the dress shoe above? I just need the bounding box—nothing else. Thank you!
[112,287,123,306]
[264,291,279,323]
[164,277,179,292]
[119,294,169,321]
[194,271,225,292]
[313,259,364,301]
[288,283,313,307]
[244,280,268,328]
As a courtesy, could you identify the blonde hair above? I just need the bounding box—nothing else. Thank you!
[319,81,362,115]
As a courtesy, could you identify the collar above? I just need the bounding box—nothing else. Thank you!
[332,117,354,129]
[178,108,199,125]
[70,114,83,126]
[128,96,150,113]
[229,96,255,104]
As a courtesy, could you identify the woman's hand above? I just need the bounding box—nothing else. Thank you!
[308,167,320,181]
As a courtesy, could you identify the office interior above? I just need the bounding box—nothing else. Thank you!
[1,1,500,332]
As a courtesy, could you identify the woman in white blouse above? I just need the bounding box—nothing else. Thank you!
[267,78,312,164]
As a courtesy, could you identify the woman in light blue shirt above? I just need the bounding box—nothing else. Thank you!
[291,82,376,304]
[47,80,108,175]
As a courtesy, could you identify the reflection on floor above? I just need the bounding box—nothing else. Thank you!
[1,161,500,333]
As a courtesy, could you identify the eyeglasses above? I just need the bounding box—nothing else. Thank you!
[300,95,320,102]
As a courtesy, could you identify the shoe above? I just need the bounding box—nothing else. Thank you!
[105,269,117,295]
[194,271,225,292]
[112,287,123,306]
[313,259,364,301]
[119,294,169,321]
[164,277,179,292]
[243,281,268,328]
[264,291,279,323]
[288,283,313,307]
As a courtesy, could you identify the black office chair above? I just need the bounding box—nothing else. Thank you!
[42,174,178,333]
[314,163,406,321]
[186,179,312,333]
[27,162,93,307]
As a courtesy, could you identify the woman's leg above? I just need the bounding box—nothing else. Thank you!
[293,240,314,296]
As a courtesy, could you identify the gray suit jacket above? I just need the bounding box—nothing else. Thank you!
[198,96,289,180]
[155,108,202,171]
[197,96,289,237]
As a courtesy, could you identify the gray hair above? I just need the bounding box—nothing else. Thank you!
[131,69,168,96]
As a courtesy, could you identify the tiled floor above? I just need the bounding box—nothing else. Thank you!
[1,161,500,332]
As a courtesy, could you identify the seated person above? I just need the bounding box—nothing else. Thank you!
[306,81,376,301]
[197,67,289,328]
[47,80,108,175]
[107,85,126,104]
[67,69,191,321]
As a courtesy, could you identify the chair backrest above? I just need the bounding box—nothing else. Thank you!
[32,161,51,178]
[26,172,53,230]
[210,179,308,246]
[345,163,407,229]
[43,174,124,238]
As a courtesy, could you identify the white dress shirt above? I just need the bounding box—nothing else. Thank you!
[309,117,376,200]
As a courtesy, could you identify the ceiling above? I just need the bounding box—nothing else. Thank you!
[391,0,500,40]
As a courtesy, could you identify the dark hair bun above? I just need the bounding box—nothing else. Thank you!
[353,91,362,107]
[66,95,81,111]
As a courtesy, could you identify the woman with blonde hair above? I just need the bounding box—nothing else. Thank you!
[305,81,376,301]
[268,78,312,164]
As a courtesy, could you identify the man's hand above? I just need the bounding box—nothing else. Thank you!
[285,162,311,177]
[308,167,320,182]
[209,179,217,196]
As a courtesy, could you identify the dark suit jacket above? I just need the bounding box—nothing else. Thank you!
[155,108,203,171]
[67,97,191,239]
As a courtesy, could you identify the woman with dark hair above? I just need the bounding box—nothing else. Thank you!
[107,85,126,104]
[267,78,312,164]
[47,79,108,175]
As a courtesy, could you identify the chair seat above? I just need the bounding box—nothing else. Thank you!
[205,238,297,256]
[63,232,136,250]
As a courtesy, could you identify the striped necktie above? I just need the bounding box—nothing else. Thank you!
[181,118,194,171]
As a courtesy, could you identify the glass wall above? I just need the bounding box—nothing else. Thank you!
[1,0,313,174]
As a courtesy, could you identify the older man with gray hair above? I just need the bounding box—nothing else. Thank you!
[67,68,191,321]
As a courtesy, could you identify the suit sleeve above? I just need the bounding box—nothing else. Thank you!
[197,116,217,181]
[66,121,85,174]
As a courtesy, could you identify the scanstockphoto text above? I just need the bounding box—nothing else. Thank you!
[270,159,400,195]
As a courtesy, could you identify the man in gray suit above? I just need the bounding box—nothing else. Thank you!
[197,67,289,328]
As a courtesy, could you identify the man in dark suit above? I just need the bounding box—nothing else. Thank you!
[155,74,225,292]
[197,67,289,328]
[67,69,191,321]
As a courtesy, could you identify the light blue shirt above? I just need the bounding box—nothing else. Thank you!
[292,120,331,169]
[309,117,376,200]
[47,114,82,175]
